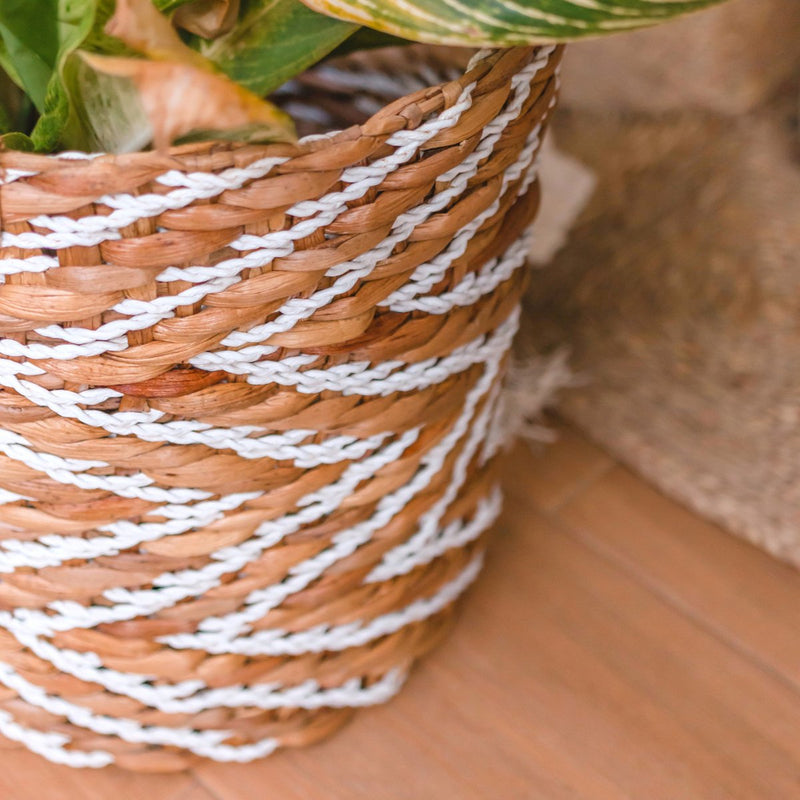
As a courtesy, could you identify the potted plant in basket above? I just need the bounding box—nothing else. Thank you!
[0,0,723,773]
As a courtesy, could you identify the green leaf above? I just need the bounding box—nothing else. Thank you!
[59,52,154,152]
[300,0,726,46]
[1,131,36,151]
[199,0,358,97]
[60,0,295,153]
[28,0,99,150]
[0,66,24,133]
[156,0,205,11]
[327,27,405,59]
[0,0,60,111]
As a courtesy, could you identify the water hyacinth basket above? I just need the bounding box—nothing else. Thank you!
[0,44,561,771]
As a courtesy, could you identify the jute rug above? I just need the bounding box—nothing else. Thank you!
[524,93,800,566]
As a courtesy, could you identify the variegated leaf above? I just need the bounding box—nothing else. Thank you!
[300,0,726,46]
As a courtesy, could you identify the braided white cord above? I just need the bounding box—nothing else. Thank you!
[385,226,534,314]
[8,50,550,366]
[2,77,474,252]
[0,313,513,573]
[0,91,480,357]
[0,309,513,656]
[0,52,552,391]
[367,486,502,583]
[0,215,532,495]
[0,48,555,766]
[0,118,492,361]
[0,419,419,599]
[2,76,476,250]
[0,710,112,769]
[191,307,518,394]
[0,255,60,277]
[159,312,511,652]
[0,661,406,758]
[166,552,485,658]
[0,306,516,475]
[0,490,262,572]
[0,488,31,504]
[0,168,37,184]
[0,428,211,504]
[0,316,505,707]
[0,425,418,574]
[19,156,288,241]
[208,55,549,352]
[0,373,395,463]
[367,377,504,579]
[0,422,393,475]
[3,552,481,715]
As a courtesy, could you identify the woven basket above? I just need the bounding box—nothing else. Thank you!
[0,44,561,771]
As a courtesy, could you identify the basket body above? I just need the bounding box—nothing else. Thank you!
[0,45,561,771]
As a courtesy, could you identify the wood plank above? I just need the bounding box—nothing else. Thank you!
[557,464,800,691]
[0,437,798,798]
[503,421,613,511]
[0,747,194,800]
[197,494,800,800]
[174,782,221,800]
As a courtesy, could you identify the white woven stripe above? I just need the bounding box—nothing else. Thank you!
[19,156,288,241]
[0,424,418,574]
[367,380,505,582]
[207,56,550,351]
[0,377,393,463]
[4,77,483,354]
[0,295,502,623]
[3,553,481,713]
[1,116,471,352]
[0,428,211,503]
[0,488,33,505]
[192,307,518,395]
[166,551,486,657]
[0,661,406,756]
[0,311,501,693]
[0,305,516,476]
[0,307,515,574]
[155,310,510,653]
[0,47,556,766]
[385,227,534,314]
[0,50,552,367]
[0,710,112,769]
[367,485,502,583]
[1,73,474,251]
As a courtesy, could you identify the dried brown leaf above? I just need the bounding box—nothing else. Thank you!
[80,52,295,149]
[106,0,208,67]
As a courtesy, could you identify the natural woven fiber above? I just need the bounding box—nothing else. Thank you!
[0,45,561,770]
[525,89,800,566]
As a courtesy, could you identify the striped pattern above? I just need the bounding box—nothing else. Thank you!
[302,0,725,46]
[0,45,562,772]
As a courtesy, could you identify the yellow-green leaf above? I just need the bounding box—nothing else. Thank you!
[300,0,726,46]
[199,0,357,97]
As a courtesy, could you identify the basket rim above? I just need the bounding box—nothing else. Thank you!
[0,47,542,175]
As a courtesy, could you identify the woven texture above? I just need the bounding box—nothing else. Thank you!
[0,45,561,771]
[525,87,800,567]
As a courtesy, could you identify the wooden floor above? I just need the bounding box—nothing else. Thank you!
[2,423,800,799]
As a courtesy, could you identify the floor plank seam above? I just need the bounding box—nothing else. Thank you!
[547,457,616,513]
[191,773,226,800]
[541,507,800,700]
